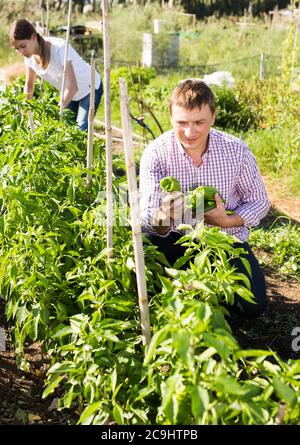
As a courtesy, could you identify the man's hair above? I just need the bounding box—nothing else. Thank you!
[169,79,216,115]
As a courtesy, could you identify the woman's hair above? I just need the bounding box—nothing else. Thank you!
[169,79,216,115]
[9,19,49,69]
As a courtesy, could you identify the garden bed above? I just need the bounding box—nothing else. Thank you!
[1,265,299,425]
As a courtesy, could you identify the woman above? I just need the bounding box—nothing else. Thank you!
[9,19,103,131]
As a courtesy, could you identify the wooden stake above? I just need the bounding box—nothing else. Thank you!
[102,0,113,258]
[87,50,95,188]
[119,77,151,347]
[28,110,35,133]
[46,0,50,37]
[259,52,265,80]
[59,0,72,119]
[40,0,45,33]
[0,327,6,352]
[291,21,298,84]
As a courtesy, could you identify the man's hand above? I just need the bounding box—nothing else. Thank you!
[161,190,184,221]
[204,194,244,228]
[152,191,184,234]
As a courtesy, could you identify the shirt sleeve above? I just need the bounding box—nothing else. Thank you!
[66,44,79,63]
[139,145,168,235]
[234,145,270,227]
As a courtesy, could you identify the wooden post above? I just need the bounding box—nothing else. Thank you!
[59,0,72,119]
[0,327,6,352]
[102,0,113,258]
[40,0,45,32]
[87,50,95,188]
[28,110,35,133]
[291,22,299,84]
[46,0,50,36]
[259,52,265,80]
[119,77,151,347]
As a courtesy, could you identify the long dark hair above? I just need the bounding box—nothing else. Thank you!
[9,19,49,69]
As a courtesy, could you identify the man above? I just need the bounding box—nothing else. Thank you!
[139,79,270,318]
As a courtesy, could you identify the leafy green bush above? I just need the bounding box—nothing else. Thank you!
[110,66,157,101]
[250,222,300,276]
[213,85,257,132]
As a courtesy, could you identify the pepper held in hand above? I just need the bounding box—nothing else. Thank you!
[160,176,181,193]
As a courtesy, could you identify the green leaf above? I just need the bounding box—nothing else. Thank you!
[213,375,245,396]
[263,360,281,375]
[48,361,76,374]
[113,403,125,425]
[241,257,252,277]
[194,250,210,271]
[158,275,175,293]
[198,347,217,363]
[144,328,168,365]
[161,374,180,422]
[173,254,193,269]
[165,268,179,278]
[236,349,273,359]
[173,329,190,360]
[111,368,117,393]
[233,285,255,303]
[79,402,102,425]
[42,375,65,398]
[273,377,297,407]
[190,280,214,294]
[52,326,74,338]
[243,401,269,424]
[191,386,209,423]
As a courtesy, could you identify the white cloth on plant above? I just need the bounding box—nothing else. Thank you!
[203,71,234,88]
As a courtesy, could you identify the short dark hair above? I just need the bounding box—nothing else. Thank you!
[169,79,216,115]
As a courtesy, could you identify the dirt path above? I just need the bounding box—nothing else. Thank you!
[231,271,300,361]
[263,175,300,224]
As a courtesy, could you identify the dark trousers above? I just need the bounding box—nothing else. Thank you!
[146,231,267,319]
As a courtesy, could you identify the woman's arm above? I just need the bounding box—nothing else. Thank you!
[62,61,79,107]
[24,66,36,99]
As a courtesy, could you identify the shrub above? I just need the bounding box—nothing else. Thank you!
[213,85,257,132]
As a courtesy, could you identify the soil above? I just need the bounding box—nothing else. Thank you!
[0,180,299,425]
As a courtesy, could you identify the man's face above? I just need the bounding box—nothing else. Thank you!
[171,104,215,153]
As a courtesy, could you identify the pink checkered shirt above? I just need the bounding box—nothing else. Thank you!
[139,128,270,242]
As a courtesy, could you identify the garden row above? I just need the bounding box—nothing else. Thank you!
[0,79,299,424]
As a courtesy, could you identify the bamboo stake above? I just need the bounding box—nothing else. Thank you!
[0,327,6,352]
[102,0,113,258]
[291,20,298,85]
[46,0,50,37]
[119,77,151,346]
[28,110,35,133]
[87,50,95,188]
[40,0,44,32]
[259,52,265,80]
[59,0,72,119]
